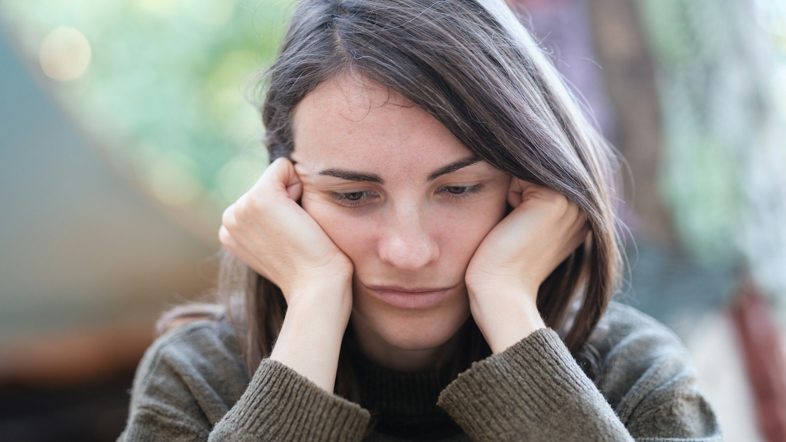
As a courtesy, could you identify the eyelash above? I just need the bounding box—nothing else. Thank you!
[330,184,484,208]
[439,184,483,198]
[329,191,378,208]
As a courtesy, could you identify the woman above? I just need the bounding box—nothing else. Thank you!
[119,0,721,440]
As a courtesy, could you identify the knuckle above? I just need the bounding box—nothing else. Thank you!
[231,196,258,227]
[221,206,236,229]
[552,196,570,217]
[554,192,568,207]
[218,226,233,248]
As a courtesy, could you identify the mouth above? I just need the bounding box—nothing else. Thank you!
[363,284,457,310]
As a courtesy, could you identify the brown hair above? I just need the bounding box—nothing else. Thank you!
[163,0,622,395]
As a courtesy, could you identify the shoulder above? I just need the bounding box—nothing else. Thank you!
[590,301,689,371]
[127,316,250,427]
[144,316,247,374]
[589,302,711,427]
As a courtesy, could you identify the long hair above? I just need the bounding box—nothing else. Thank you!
[163,0,623,395]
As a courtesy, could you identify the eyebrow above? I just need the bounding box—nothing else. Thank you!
[317,169,383,183]
[427,156,481,181]
[316,156,481,184]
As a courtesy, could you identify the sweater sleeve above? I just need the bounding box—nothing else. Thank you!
[436,328,722,442]
[208,359,370,441]
[118,322,370,442]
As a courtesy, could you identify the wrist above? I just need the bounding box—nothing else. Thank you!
[271,279,353,392]
[270,305,349,393]
[485,305,546,354]
[287,273,353,316]
[468,284,545,354]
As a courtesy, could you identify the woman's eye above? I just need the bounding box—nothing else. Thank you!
[445,186,468,195]
[330,190,378,207]
[344,192,365,201]
[439,184,483,198]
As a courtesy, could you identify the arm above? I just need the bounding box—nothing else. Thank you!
[438,328,633,442]
[209,359,369,441]
[437,323,721,441]
[118,322,370,442]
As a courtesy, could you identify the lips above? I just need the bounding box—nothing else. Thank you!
[364,284,456,310]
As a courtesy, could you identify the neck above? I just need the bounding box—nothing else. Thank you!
[349,318,462,372]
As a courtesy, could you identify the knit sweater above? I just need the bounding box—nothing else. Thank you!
[118,302,722,441]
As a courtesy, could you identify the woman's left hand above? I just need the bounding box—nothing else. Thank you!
[465,178,590,354]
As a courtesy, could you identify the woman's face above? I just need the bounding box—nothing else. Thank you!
[291,76,510,369]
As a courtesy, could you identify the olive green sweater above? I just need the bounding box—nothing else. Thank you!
[118,303,722,441]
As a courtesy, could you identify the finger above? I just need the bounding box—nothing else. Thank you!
[281,159,303,201]
[286,181,303,201]
[555,224,590,266]
[259,158,303,201]
[221,204,237,230]
[506,177,524,208]
[218,225,236,251]
[508,179,546,209]
[220,205,254,256]
[563,201,583,226]
[566,207,588,238]
[218,224,262,272]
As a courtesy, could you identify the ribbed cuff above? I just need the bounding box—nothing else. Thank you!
[211,359,370,441]
[438,328,630,442]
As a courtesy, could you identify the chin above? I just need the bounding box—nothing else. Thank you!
[352,303,471,351]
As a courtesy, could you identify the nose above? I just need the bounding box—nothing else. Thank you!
[378,207,439,272]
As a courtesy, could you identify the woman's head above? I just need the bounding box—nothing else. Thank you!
[252,0,622,359]
[290,76,511,370]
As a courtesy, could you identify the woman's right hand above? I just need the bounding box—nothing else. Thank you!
[219,157,353,308]
[219,157,353,391]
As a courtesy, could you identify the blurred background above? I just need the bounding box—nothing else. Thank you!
[0,0,784,440]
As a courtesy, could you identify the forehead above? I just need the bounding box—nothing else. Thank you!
[290,76,472,174]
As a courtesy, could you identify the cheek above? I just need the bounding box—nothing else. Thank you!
[434,196,509,265]
[300,194,376,261]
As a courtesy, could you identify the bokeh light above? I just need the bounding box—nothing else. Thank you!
[39,26,91,82]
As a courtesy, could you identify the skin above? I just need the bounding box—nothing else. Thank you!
[219,75,589,392]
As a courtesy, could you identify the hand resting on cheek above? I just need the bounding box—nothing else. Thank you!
[466,178,590,354]
[219,157,353,306]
